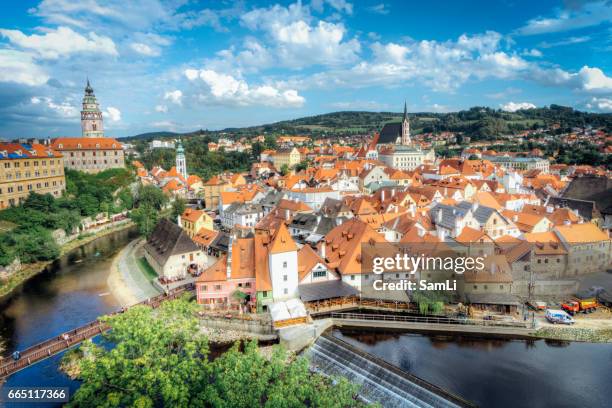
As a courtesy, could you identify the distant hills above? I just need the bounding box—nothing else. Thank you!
[123,105,612,142]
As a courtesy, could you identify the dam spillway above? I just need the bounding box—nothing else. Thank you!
[306,334,474,408]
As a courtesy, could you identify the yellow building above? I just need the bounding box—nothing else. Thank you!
[272,147,300,170]
[202,173,246,211]
[0,142,66,209]
[180,208,214,238]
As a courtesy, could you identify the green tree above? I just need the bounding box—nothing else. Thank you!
[280,164,289,176]
[137,185,167,210]
[68,297,365,408]
[171,198,186,224]
[129,205,159,238]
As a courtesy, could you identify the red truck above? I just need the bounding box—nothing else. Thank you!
[561,298,597,315]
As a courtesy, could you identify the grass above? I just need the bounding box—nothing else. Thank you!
[0,220,16,233]
[137,257,158,281]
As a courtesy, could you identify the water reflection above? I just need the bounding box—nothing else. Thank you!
[334,328,612,408]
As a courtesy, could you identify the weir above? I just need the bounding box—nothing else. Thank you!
[307,334,474,408]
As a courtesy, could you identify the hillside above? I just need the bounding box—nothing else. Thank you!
[123,105,612,142]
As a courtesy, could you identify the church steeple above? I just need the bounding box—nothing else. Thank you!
[81,79,104,138]
[401,100,411,145]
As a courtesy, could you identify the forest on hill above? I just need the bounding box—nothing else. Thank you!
[125,105,612,142]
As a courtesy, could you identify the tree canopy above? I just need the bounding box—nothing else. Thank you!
[68,297,365,408]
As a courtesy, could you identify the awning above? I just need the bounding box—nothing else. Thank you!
[299,280,359,302]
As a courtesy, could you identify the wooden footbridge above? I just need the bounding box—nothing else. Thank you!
[0,284,194,381]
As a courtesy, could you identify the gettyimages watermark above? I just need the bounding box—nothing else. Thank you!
[359,242,504,295]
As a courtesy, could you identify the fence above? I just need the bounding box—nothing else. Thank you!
[331,312,535,329]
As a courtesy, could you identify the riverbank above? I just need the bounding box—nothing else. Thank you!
[107,238,160,307]
[0,221,135,302]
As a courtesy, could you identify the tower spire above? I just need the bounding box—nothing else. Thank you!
[401,101,411,146]
[403,101,408,121]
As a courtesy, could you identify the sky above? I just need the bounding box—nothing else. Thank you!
[0,0,611,139]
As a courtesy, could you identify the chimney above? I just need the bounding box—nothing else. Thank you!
[513,215,518,222]
[409,204,416,217]
[472,202,479,212]
[381,189,385,202]
[392,188,396,197]
[546,206,553,214]
[436,210,443,223]
[320,241,326,259]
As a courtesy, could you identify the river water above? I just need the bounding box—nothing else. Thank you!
[0,227,137,406]
[333,328,612,408]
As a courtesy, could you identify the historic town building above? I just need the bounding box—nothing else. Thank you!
[81,79,104,138]
[0,142,65,209]
[377,102,435,171]
[50,80,125,173]
[51,137,124,173]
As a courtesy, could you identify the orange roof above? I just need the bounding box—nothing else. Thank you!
[132,160,144,168]
[162,179,184,193]
[51,137,122,150]
[230,238,256,279]
[474,192,502,210]
[269,223,298,254]
[455,227,490,244]
[323,218,387,275]
[297,245,327,281]
[278,198,313,213]
[524,231,560,243]
[254,233,272,291]
[0,142,63,159]
[197,255,228,282]
[187,175,202,186]
[555,223,609,243]
[181,208,205,223]
[193,227,218,247]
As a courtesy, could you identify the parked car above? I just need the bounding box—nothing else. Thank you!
[545,309,575,325]
[527,300,547,311]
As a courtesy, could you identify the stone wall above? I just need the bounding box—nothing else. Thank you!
[199,315,275,335]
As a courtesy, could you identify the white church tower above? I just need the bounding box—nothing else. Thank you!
[81,79,104,138]
[401,101,411,146]
[176,139,187,179]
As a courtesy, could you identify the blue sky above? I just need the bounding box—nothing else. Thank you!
[0,0,611,139]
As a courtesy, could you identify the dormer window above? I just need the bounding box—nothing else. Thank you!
[77,144,82,149]
[58,144,63,149]
[112,144,116,148]
[96,143,100,148]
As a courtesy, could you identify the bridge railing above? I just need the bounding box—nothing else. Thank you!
[331,312,534,328]
[1,283,196,379]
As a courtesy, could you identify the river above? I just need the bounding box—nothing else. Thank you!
[333,328,612,408]
[0,227,137,407]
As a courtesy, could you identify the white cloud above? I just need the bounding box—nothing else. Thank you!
[538,36,590,48]
[104,106,121,121]
[30,96,79,117]
[522,48,542,57]
[0,26,118,59]
[576,66,612,91]
[501,102,536,112]
[130,42,160,56]
[155,104,168,113]
[0,50,49,86]
[239,3,360,68]
[517,1,612,35]
[368,3,390,15]
[586,97,612,112]
[185,69,305,108]
[163,90,183,105]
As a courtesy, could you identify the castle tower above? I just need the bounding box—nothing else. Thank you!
[81,79,104,138]
[401,101,411,145]
[176,139,187,179]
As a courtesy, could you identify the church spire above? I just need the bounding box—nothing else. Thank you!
[401,101,411,146]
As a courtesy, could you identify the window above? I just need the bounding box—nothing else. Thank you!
[283,275,287,282]
[283,288,288,295]
[350,275,355,281]
[245,282,251,288]
[313,270,327,279]
[263,291,268,297]
[202,285,207,291]
[214,285,221,291]
[283,261,287,268]
[473,285,477,289]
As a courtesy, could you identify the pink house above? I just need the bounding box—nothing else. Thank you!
[196,238,256,311]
